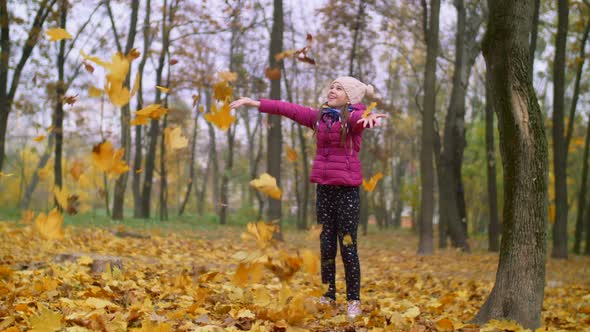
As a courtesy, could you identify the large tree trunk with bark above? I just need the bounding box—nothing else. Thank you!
[112,0,140,220]
[472,0,548,328]
[485,79,500,252]
[551,0,569,259]
[267,0,283,231]
[418,0,440,255]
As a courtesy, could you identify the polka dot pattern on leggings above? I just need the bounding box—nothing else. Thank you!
[316,184,361,301]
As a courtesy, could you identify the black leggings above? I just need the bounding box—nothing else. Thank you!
[316,184,361,301]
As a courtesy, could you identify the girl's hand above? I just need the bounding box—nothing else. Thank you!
[229,97,260,109]
[357,113,388,128]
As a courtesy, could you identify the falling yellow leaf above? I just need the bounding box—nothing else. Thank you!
[0,172,14,178]
[204,101,236,131]
[136,104,168,120]
[130,115,150,126]
[217,71,238,82]
[91,141,129,176]
[53,186,69,210]
[135,168,143,174]
[106,82,131,107]
[342,234,353,246]
[34,208,64,240]
[241,221,279,248]
[156,85,170,93]
[300,249,319,275]
[45,28,72,41]
[126,48,141,60]
[88,85,103,97]
[69,159,84,181]
[130,72,141,97]
[29,305,63,331]
[164,127,188,150]
[306,224,322,240]
[198,105,205,113]
[46,125,55,133]
[212,80,233,101]
[286,146,298,162]
[232,262,264,286]
[33,135,46,142]
[362,101,377,118]
[250,173,282,200]
[362,172,383,192]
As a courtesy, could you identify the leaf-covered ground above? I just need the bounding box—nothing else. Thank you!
[0,220,589,332]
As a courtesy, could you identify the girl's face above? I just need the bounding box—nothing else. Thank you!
[327,82,349,108]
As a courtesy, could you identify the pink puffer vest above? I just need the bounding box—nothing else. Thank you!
[258,99,368,187]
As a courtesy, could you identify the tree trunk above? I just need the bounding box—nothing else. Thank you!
[159,114,168,221]
[267,0,283,231]
[551,0,569,259]
[53,0,67,194]
[418,0,440,255]
[219,124,236,225]
[529,0,540,74]
[485,79,500,252]
[112,0,139,220]
[575,113,590,254]
[472,0,548,328]
[392,160,406,229]
[0,0,57,172]
[570,17,590,254]
[348,0,366,77]
[133,0,151,218]
[140,0,170,218]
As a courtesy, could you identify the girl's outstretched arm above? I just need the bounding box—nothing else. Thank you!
[230,97,318,129]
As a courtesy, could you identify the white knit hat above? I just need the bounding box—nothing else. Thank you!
[319,76,375,104]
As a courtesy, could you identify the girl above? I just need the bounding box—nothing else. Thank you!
[230,76,386,319]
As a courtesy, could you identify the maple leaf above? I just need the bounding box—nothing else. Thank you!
[241,221,279,248]
[213,80,233,100]
[342,234,354,246]
[362,172,383,192]
[156,85,170,93]
[136,104,168,120]
[127,48,141,60]
[91,141,129,176]
[69,159,85,181]
[204,101,236,131]
[33,135,46,142]
[265,67,281,80]
[53,186,69,210]
[130,115,150,126]
[300,249,320,275]
[45,28,72,41]
[62,94,78,106]
[274,49,296,61]
[34,208,64,240]
[164,127,188,150]
[363,101,377,118]
[285,146,298,162]
[250,173,282,200]
[83,60,95,73]
[29,305,63,331]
